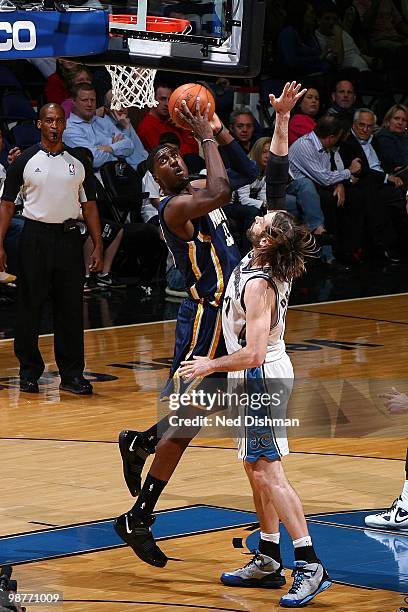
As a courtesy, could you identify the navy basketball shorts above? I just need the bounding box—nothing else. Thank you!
[228,354,294,462]
[160,297,226,400]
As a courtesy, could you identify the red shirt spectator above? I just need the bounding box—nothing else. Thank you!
[136,84,198,156]
[288,87,320,146]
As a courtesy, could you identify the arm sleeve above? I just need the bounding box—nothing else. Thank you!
[2,154,26,202]
[266,152,288,210]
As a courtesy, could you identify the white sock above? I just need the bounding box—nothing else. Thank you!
[293,535,312,548]
[260,531,280,544]
[401,480,408,505]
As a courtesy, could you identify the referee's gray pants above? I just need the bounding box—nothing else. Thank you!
[14,218,85,382]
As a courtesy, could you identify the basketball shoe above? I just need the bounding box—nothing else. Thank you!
[119,430,154,496]
[365,497,408,530]
[220,552,286,588]
[114,511,167,567]
[279,561,332,608]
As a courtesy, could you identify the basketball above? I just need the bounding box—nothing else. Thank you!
[168,83,215,130]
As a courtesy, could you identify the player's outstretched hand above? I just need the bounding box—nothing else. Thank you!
[269,81,307,115]
[175,98,214,142]
[179,355,214,381]
[379,387,408,414]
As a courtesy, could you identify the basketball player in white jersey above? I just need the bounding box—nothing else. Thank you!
[180,210,332,608]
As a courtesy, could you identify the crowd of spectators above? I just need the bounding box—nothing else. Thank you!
[1,0,408,304]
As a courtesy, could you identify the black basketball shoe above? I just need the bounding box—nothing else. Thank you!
[114,511,167,567]
[119,430,154,496]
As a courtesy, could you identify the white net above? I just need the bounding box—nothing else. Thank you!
[106,65,158,110]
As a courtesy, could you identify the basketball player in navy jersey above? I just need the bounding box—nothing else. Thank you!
[180,210,332,607]
[114,83,306,570]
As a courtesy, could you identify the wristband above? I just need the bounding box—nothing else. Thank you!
[201,138,216,145]
[214,125,224,136]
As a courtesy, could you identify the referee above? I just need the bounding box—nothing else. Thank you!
[0,103,103,394]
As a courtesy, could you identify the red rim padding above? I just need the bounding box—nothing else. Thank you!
[109,15,190,33]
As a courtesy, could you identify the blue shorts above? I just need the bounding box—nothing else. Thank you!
[160,297,226,400]
[229,356,294,462]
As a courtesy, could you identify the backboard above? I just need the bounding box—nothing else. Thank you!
[77,0,266,78]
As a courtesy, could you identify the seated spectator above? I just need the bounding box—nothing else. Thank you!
[289,115,364,264]
[0,142,22,283]
[103,89,148,170]
[375,104,408,173]
[45,59,80,104]
[315,3,371,70]
[314,2,384,91]
[326,78,357,127]
[235,137,270,209]
[228,109,258,153]
[340,108,406,258]
[74,146,166,289]
[136,82,199,156]
[63,84,136,170]
[277,0,333,77]
[83,220,125,290]
[289,87,321,145]
[354,0,408,68]
[62,66,94,119]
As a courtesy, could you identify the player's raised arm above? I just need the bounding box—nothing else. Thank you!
[266,81,306,210]
[167,100,231,223]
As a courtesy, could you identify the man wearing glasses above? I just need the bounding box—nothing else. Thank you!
[340,108,404,263]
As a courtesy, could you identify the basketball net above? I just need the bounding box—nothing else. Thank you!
[106,65,158,109]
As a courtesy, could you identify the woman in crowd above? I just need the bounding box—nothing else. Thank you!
[288,87,321,145]
[376,104,408,173]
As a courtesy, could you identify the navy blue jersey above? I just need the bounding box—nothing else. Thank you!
[159,195,240,307]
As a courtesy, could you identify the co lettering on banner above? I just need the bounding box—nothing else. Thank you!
[0,21,36,51]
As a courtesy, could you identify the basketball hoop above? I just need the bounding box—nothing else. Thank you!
[107,15,191,110]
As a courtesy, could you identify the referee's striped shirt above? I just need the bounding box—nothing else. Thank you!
[288,131,351,186]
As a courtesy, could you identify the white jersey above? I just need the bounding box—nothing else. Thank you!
[222,252,291,363]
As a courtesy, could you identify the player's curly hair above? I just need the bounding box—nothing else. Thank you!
[251,211,317,282]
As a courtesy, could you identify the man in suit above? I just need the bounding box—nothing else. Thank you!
[340,108,405,260]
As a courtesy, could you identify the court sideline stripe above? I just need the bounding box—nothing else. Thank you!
[1,291,407,343]
[0,438,404,462]
[52,600,242,611]
[293,308,408,326]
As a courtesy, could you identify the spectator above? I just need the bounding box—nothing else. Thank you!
[289,87,321,145]
[63,84,135,170]
[375,104,408,173]
[45,59,80,105]
[229,110,257,153]
[103,89,148,170]
[277,0,333,77]
[289,114,363,264]
[340,107,406,259]
[326,78,357,126]
[136,82,199,156]
[354,0,408,67]
[61,66,93,119]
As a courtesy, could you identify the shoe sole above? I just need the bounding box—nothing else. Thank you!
[279,578,332,607]
[113,519,167,568]
[118,431,141,497]
[221,575,286,589]
[59,385,93,395]
[364,519,407,529]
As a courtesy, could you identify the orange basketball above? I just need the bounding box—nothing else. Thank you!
[168,83,215,130]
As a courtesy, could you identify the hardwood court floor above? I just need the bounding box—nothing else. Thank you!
[0,294,407,611]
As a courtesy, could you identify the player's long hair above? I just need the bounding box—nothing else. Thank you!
[252,211,317,282]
